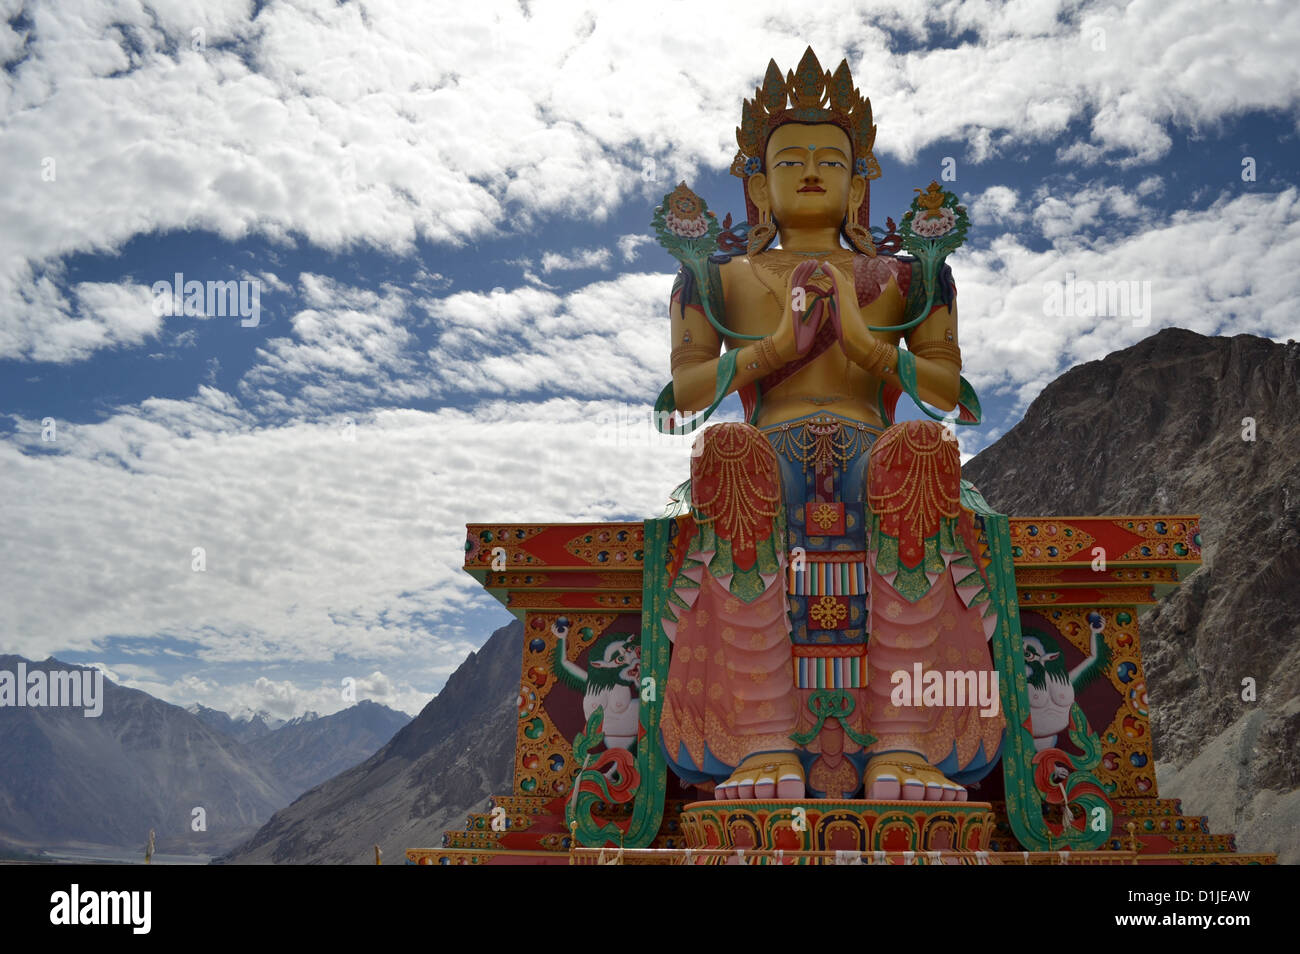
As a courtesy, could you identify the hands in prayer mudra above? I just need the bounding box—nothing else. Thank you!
[652,48,1004,802]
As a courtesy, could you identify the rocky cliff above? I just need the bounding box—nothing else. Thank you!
[964,328,1300,862]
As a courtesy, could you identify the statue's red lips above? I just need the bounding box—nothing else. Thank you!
[798,186,826,193]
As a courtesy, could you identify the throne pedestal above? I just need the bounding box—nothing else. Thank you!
[407,512,1276,866]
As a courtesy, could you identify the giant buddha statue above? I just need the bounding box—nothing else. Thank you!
[427,43,1224,864]
[651,48,1005,803]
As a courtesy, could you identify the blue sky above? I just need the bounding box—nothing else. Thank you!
[2,0,1298,719]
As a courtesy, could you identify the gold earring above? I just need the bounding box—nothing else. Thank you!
[748,208,776,256]
[845,219,877,257]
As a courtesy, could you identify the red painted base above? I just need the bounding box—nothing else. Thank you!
[681,799,996,855]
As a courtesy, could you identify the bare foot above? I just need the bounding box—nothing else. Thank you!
[715,752,805,800]
[863,753,966,802]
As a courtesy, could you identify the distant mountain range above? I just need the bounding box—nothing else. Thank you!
[243,700,408,795]
[187,703,287,743]
[188,699,409,795]
[0,656,410,858]
[217,620,521,864]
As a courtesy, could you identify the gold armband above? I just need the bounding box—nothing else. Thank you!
[910,339,963,366]
[671,345,719,372]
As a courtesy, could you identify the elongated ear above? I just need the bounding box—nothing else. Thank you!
[747,172,769,212]
[848,174,866,211]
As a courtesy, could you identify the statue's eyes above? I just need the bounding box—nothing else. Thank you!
[773,156,845,169]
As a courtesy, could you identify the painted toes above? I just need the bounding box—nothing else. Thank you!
[776,774,805,799]
[869,774,901,800]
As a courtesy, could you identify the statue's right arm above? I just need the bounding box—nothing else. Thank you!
[668,266,793,414]
[668,293,724,414]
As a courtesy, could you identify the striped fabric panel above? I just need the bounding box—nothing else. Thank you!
[787,560,866,597]
[794,654,869,690]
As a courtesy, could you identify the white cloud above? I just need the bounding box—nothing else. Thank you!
[970,185,1026,227]
[617,233,653,262]
[249,270,292,294]
[540,247,612,272]
[1135,176,1164,198]
[239,272,430,415]
[1029,181,1151,243]
[0,271,163,363]
[423,271,671,399]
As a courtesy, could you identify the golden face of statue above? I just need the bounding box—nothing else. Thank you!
[751,122,865,232]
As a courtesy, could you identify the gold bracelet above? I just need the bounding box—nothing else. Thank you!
[850,338,895,377]
[876,341,897,377]
[910,339,962,366]
[743,336,781,375]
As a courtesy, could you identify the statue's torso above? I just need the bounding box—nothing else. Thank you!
[717,250,909,429]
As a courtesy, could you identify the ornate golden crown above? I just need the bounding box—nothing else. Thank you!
[731,47,881,182]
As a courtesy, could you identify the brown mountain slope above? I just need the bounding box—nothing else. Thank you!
[963,328,1300,862]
